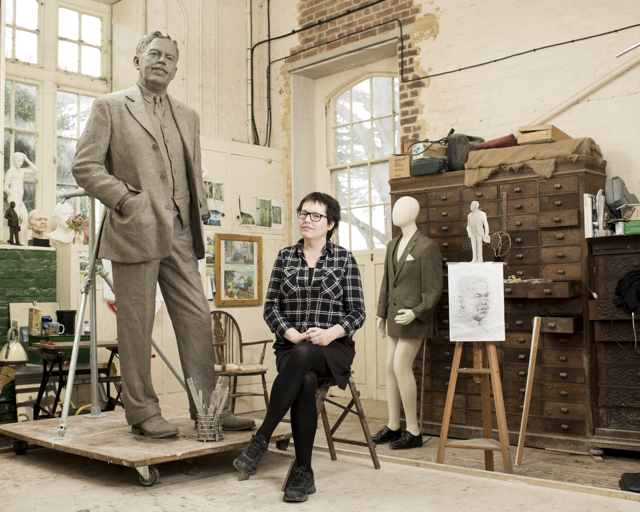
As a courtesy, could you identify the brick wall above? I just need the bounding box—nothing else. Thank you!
[287,0,424,142]
[0,248,56,340]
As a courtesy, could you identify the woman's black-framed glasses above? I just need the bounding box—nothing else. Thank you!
[297,211,327,222]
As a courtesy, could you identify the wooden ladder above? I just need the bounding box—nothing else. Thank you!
[436,341,513,473]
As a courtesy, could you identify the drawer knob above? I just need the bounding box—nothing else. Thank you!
[517,337,525,343]
[515,238,523,243]
[516,320,524,326]
[554,183,562,189]
[560,391,568,397]
[561,407,569,414]
[444,351,451,357]
[515,221,523,226]
[561,424,569,431]
[559,338,568,343]
[556,234,564,240]
[544,289,552,295]
[516,254,524,259]
[560,372,568,378]
[444,336,450,341]
[519,388,526,393]
[558,304,566,309]
[445,382,449,387]
[445,366,451,372]
[553,217,561,222]
[505,288,512,294]
[518,354,526,360]
[519,405,524,410]
[443,320,449,325]
[548,323,556,328]
[444,305,449,310]
[557,270,565,275]
[475,192,483,197]
[442,226,449,231]
[515,204,523,209]
[557,252,564,258]
[514,187,522,193]
[442,257,448,263]
[518,371,526,377]
[559,356,567,362]
[555,201,563,206]
[516,271,524,276]
[441,212,448,217]
[441,195,447,201]
[442,243,449,248]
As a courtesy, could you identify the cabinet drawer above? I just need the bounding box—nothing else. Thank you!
[544,418,587,436]
[527,281,581,298]
[540,316,582,333]
[503,380,543,399]
[503,331,532,347]
[538,209,579,228]
[503,347,537,363]
[433,391,465,409]
[404,193,427,208]
[428,188,461,205]
[505,397,543,416]
[545,297,582,315]
[542,332,584,349]
[538,176,579,195]
[435,302,450,316]
[437,238,462,252]
[507,214,538,231]
[540,228,582,246]
[428,221,463,237]
[432,376,465,393]
[432,407,466,425]
[543,367,585,383]
[500,180,538,198]
[504,197,538,216]
[505,299,541,315]
[540,245,581,263]
[462,185,498,202]
[505,315,535,331]
[429,205,462,221]
[543,349,584,368]
[544,400,586,420]
[510,414,544,432]
[504,283,528,297]
[504,264,541,279]
[463,201,499,217]
[543,383,586,402]
[506,248,540,265]
[509,231,539,247]
[539,193,581,211]
[541,263,582,280]
[502,364,543,382]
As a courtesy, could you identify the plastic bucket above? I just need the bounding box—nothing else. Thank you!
[56,310,77,335]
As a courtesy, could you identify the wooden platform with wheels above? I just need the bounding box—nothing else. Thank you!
[436,341,513,474]
[0,405,292,487]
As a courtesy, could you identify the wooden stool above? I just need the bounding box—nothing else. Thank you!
[436,341,513,474]
[282,373,380,490]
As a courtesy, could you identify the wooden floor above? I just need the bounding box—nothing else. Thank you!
[0,406,291,469]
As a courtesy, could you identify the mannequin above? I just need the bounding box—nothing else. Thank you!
[466,201,490,263]
[45,202,75,245]
[374,196,443,450]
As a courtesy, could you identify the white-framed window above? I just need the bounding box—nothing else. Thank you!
[58,6,103,77]
[4,0,39,64]
[56,90,96,213]
[3,79,38,223]
[329,76,399,251]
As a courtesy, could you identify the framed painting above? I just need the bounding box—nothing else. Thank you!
[214,233,262,307]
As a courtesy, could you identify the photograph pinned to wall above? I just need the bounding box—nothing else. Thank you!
[239,196,255,226]
[204,211,221,227]
[215,233,262,306]
[271,199,284,230]
[205,236,216,299]
[256,198,272,228]
[204,181,225,212]
[447,262,505,342]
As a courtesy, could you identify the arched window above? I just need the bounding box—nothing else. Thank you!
[329,76,398,251]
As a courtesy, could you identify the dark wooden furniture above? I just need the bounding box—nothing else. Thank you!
[588,234,640,452]
[391,157,606,452]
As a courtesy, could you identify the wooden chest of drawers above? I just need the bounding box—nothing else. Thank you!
[391,157,606,452]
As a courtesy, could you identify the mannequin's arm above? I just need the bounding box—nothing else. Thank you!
[376,316,386,338]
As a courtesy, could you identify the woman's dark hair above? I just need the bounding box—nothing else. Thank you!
[297,192,341,241]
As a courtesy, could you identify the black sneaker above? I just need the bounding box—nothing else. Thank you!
[283,466,316,502]
[233,434,269,475]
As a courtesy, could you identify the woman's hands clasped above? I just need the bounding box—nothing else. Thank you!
[284,325,347,347]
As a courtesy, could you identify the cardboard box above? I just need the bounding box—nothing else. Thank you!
[517,125,572,145]
[389,155,411,179]
[28,307,41,336]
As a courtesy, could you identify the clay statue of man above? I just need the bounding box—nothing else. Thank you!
[466,201,490,263]
[5,201,21,245]
[4,152,39,229]
[28,209,48,238]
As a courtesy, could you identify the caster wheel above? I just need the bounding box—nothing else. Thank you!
[276,439,290,451]
[14,441,28,455]
[138,466,160,487]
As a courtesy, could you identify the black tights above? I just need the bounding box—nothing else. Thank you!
[256,342,331,472]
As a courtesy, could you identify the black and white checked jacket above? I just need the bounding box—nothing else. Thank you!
[264,240,366,344]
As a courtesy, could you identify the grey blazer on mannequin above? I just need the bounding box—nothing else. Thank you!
[377,230,443,339]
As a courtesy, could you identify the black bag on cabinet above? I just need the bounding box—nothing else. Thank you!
[410,156,449,176]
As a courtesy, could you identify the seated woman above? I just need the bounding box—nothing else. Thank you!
[233,192,366,502]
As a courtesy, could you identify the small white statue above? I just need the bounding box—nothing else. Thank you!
[45,202,75,244]
[466,200,490,263]
[3,152,39,229]
[28,209,48,239]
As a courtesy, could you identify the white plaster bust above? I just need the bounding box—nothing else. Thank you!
[28,209,48,239]
[45,202,75,244]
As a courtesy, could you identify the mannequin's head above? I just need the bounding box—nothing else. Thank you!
[51,202,74,230]
[470,201,479,211]
[392,196,420,228]
[28,209,48,237]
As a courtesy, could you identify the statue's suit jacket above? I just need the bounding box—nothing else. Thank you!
[377,230,443,339]
[72,84,208,263]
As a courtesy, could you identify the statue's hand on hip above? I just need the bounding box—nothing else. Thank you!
[394,309,416,325]
[376,317,386,339]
